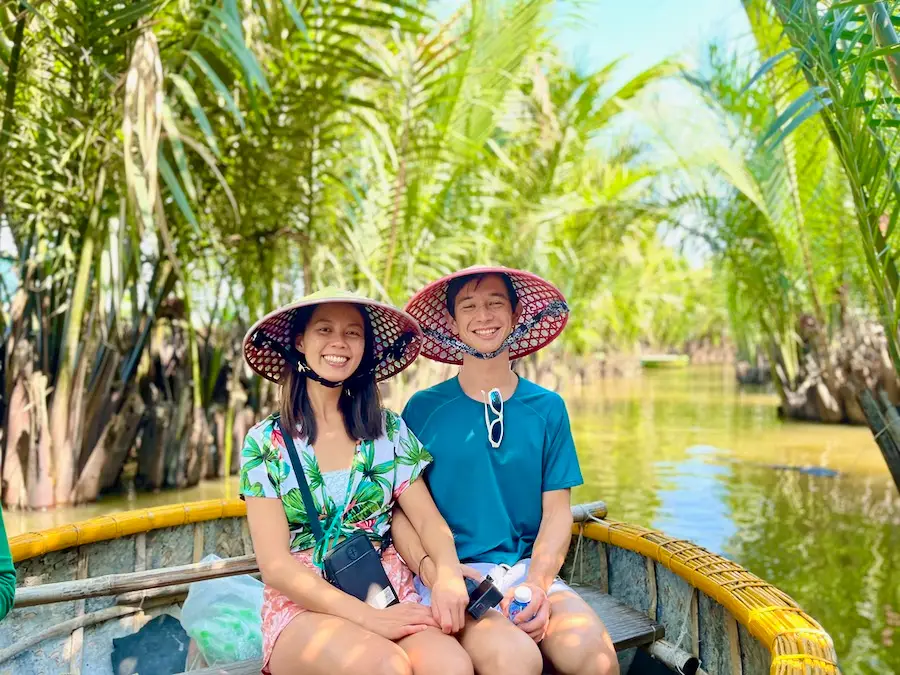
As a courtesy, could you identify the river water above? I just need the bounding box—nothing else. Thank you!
[6,367,898,674]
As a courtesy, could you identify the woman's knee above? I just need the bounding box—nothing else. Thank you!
[369,643,414,675]
[270,618,412,675]
[407,637,473,675]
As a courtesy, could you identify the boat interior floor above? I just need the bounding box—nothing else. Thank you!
[176,583,665,675]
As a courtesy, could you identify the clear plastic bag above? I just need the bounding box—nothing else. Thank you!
[180,554,265,666]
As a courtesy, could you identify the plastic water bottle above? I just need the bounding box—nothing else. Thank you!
[508,586,532,622]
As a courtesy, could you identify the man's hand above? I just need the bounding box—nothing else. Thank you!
[421,562,485,633]
[430,566,468,633]
[420,558,482,589]
[501,581,550,642]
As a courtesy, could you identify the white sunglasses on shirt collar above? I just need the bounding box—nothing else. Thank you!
[481,388,504,448]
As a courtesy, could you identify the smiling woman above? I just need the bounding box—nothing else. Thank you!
[280,302,379,445]
[237,288,473,675]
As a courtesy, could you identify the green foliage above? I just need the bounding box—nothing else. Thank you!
[733,0,900,375]
[0,0,728,505]
[669,24,873,375]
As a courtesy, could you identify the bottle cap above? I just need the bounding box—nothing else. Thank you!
[514,586,532,604]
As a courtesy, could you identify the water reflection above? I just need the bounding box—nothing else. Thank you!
[569,367,899,675]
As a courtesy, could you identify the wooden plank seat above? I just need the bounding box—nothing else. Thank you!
[176,585,664,675]
[572,584,665,651]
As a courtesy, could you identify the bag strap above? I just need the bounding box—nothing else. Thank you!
[277,418,324,543]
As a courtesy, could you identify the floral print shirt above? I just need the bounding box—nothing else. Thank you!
[240,410,433,558]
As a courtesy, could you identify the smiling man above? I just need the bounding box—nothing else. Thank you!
[391,266,619,675]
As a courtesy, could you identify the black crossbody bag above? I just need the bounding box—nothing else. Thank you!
[278,419,400,609]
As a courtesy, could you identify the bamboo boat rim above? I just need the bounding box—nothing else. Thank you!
[9,499,246,562]
[577,518,840,674]
[9,499,841,674]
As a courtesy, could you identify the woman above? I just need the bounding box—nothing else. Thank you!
[240,289,472,675]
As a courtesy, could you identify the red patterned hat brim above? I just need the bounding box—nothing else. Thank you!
[243,295,422,384]
[404,266,569,365]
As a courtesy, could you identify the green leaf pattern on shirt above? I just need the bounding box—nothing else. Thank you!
[357,439,394,493]
[385,410,400,441]
[238,412,432,554]
[397,430,433,482]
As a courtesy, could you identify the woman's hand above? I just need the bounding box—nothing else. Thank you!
[362,603,440,641]
[429,566,469,633]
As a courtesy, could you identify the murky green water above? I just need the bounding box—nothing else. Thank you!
[568,367,899,675]
[6,367,898,673]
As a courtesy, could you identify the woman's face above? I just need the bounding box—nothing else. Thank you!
[295,303,367,381]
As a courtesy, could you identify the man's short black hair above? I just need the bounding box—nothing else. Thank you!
[445,272,519,318]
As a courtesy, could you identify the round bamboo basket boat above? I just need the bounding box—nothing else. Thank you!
[1,499,840,675]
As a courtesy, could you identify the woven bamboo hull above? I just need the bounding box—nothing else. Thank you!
[2,500,840,674]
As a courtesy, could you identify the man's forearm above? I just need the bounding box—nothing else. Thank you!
[527,501,573,590]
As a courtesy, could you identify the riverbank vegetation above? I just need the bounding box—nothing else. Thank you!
[665,1,900,440]
[0,0,724,507]
[5,0,900,507]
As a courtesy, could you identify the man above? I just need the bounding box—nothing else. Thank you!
[392,266,618,675]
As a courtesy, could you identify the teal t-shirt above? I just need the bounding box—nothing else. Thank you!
[402,376,583,566]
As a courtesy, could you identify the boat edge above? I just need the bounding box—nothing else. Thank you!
[580,518,841,675]
[8,499,841,674]
[9,499,247,562]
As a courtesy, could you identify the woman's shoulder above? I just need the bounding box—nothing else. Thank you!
[246,413,280,444]
[378,408,406,444]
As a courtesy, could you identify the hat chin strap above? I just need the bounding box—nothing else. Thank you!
[424,299,569,360]
[294,354,345,388]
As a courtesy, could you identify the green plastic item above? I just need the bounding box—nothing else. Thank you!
[181,555,264,665]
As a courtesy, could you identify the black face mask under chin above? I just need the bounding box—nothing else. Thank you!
[250,329,413,390]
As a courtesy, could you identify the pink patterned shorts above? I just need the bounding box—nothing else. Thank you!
[261,546,422,674]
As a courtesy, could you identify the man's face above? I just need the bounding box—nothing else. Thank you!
[449,275,519,353]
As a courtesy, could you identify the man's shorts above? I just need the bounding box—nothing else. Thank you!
[414,558,573,607]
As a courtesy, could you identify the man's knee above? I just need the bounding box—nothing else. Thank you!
[466,618,543,675]
[548,642,619,675]
[543,594,619,675]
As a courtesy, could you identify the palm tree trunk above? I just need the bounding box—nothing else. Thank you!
[28,372,53,508]
[182,285,210,486]
[49,155,107,504]
[48,231,94,504]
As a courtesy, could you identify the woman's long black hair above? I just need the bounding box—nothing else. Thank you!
[279,304,384,444]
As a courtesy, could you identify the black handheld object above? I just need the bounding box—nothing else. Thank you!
[464,576,503,620]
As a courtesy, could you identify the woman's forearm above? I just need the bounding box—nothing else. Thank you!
[395,483,461,584]
[260,554,373,625]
